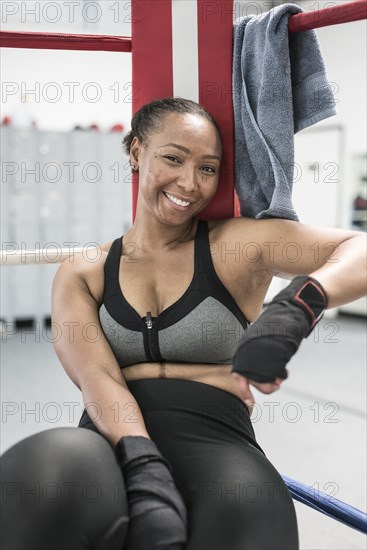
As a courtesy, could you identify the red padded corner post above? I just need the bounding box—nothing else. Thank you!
[131,0,239,222]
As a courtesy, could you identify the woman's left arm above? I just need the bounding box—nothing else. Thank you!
[248,218,367,308]
[305,233,367,308]
[229,218,366,399]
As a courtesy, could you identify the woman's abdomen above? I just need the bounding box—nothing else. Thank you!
[121,361,243,401]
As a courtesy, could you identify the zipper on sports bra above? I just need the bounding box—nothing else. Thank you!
[145,311,155,361]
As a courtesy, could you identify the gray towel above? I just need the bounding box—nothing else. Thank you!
[232,3,337,221]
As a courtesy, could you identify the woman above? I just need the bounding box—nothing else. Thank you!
[1,98,365,550]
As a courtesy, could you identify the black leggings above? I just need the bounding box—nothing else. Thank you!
[1,379,299,550]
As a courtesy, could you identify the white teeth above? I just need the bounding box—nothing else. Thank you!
[164,192,191,207]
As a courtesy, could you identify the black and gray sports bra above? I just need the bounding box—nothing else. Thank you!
[99,219,250,368]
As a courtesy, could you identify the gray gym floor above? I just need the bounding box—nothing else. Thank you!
[1,313,366,550]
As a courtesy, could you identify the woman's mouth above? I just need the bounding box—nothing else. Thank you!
[162,191,192,210]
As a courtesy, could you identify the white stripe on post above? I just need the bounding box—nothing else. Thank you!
[171,0,199,101]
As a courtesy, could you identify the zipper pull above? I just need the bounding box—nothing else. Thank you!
[146,311,153,329]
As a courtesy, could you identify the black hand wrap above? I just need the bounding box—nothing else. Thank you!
[114,435,188,550]
[232,276,328,383]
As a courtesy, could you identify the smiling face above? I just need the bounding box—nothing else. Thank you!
[130,112,222,225]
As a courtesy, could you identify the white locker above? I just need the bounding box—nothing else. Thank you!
[1,127,11,324]
[68,130,100,247]
[2,127,43,323]
[1,127,133,325]
[38,131,70,321]
[98,131,132,244]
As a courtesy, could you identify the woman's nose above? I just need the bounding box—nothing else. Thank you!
[177,168,200,192]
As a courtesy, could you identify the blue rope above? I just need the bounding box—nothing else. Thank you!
[282,475,367,534]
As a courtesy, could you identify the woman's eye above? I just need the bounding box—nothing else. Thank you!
[163,156,216,173]
[201,166,216,174]
[164,155,180,163]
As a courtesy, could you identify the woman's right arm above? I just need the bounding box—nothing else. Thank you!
[51,255,151,446]
[51,255,188,549]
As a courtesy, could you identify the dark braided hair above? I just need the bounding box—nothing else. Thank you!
[122,97,222,173]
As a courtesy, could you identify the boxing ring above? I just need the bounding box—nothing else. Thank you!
[1,0,367,536]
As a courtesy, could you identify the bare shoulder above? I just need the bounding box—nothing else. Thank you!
[208,216,261,240]
[207,216,270,267]
[56,239,115,305]
[207,216,293,273]
[208,215,296,243]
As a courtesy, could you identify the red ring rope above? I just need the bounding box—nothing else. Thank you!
[0,31,131,51]
[0,1,366,51]
[288,0,367,33]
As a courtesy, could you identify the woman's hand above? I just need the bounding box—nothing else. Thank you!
[231,373,256,415]
[231,276,328,384]
[114,436,188,550]
[248,369,289,395]
[231,370,288,415]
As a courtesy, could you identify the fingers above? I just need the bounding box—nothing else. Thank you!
[231,373,256,415]
[231,368,289,409]
[249,376,287,395]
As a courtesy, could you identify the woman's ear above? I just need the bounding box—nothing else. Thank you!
[129,136,140,172]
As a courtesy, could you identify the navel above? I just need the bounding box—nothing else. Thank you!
[159,362,167,378]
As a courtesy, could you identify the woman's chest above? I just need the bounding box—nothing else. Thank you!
[88,223,273,324]
[116,245,271,324]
